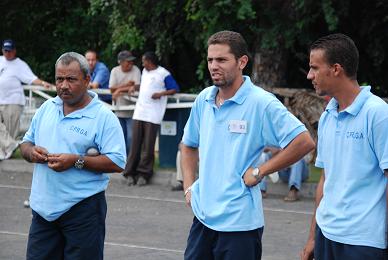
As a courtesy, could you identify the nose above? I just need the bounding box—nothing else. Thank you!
[307,69,313,80]
[208,61,219,72]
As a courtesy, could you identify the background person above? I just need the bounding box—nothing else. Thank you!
[109,50,141,154]
[0,39,53,160]
[85,49,111,103]
[20,52,126,259]
[258,147,309,201]
[122,51,179,186]
[301,33,388,260]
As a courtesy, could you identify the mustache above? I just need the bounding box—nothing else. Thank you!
[58,90,72,96]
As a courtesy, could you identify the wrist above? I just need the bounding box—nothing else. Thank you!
[184,185,192,197]
[252,167,264,182]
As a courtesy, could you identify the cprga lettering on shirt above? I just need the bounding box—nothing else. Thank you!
[69,125,88,136]
[346,131,364,139]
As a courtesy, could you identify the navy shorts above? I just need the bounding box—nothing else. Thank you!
[314,224,388,260]
[26,191,107,260]
[184,217,263,260]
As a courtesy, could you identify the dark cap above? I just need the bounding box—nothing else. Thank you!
[117,51,136,62]
[2,39,15,51]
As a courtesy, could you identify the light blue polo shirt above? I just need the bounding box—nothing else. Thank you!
[315,86,388,249]
[23,91,126,221]
[182,76,307,231]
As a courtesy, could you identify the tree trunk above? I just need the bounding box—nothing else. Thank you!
[251,45,287,89]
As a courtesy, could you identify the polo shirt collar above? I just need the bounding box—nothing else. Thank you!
[205,75,251,105]
[52,90,99,118]
[326,86,372,116]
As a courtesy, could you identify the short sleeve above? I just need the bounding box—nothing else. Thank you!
[262,100,307,148]
[182,97,201,148]
[164,75,179,91]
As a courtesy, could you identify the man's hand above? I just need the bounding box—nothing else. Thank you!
[243,167,261,187]
[128,85,135,95]
[47,153,77,172]
[29,146,49,163]
[151,92,163,99]
[112,89,122,100]
[300,238,314,260]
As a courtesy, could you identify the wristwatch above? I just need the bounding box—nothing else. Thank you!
[252,167,262,181]
[74,156,85,169]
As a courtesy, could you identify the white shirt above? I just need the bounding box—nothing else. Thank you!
[0,56,37,105]
[133,66,170,124]
[109,65,141,118]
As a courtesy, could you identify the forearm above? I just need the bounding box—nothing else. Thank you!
[307,170,324,240]
[20,142,34,162]
[83,155,123,173]
[160,89,177,96]
[260,131,315,176]
[181,144,198,191]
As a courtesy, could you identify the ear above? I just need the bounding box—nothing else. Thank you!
[238,55,249,70]
[332,63,343,77]
[84,75,91,87]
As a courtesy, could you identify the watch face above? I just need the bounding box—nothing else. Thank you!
[75,158,84,169]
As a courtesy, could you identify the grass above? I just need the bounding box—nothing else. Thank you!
[10,147,23,159]
[307,164,322,183]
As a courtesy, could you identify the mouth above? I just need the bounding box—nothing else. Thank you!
[211,73,222,80]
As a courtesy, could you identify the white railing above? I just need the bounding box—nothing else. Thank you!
[20,85,197,134]
[23,85,197,112]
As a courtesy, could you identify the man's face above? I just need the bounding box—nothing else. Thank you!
[207,44,241,89]
[142,56,152,71]
[85,51,97,72]
[307,49,335,96]
[120,60,134,72]
[55,61,90,106]
[2,49,16,61]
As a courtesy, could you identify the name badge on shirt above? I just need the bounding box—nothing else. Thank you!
[228,120,247,134]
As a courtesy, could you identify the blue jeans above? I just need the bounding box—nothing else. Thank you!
[258,152,309,191]
[119,117,133,155]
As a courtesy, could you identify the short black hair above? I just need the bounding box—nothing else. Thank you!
[143,51,159,66]
[207,30,248,59]
[310,33,359,80]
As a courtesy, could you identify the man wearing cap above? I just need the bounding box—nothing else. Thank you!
[0,39,53,160]
[109,50,141,154]
[85,49,111,103]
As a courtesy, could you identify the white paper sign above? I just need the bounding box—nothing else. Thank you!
[161,121,177,136]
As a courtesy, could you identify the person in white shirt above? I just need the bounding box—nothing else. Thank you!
[109,50,141,154]
[122,51,180,186]
[0,39,53,160]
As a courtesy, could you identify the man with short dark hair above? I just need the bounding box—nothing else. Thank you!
[20,52,126,260]
[301,33,388,260]
[109,50,141,154]
[181,30,315,259]
[122,51,179,186]
[85,49,111,103]
[0,39,53,160]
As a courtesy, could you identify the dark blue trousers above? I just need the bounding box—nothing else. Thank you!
[314,224,388,260]
[184,217,263,260]
[26,191,107,260]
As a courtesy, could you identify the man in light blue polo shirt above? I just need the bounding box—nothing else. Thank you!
[301,34,388,260]
[181,30,315,260]
[20,52,126,260]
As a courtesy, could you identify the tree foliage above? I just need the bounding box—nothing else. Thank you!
[0,0,387,96]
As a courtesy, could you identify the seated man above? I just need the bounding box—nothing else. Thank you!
[258,147,309,201]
